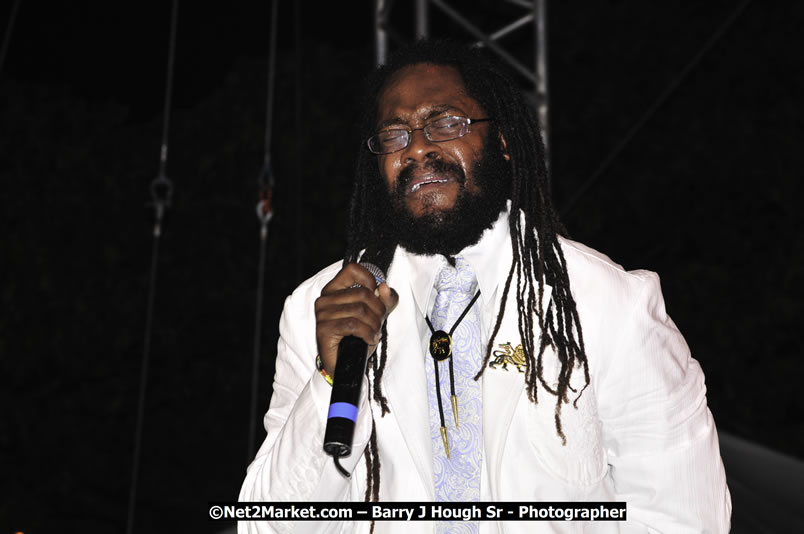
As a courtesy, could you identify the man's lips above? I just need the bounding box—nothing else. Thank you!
[406,173,452,194]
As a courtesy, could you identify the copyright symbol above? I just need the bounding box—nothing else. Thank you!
[209,505,223,519]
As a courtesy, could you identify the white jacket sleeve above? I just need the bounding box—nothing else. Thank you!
[238,274,373,534]
[598,271,731,533]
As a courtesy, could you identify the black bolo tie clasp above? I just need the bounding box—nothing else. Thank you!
[429,330,452,361]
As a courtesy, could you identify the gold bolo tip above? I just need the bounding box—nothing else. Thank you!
[451,394,459,427]
[440,426,450,458]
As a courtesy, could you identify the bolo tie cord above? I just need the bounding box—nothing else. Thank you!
[424,289,481,458]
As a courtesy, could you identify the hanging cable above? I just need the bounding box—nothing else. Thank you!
[0,0,22,76]
[248,0,279,463]
[293,0,303,282]
[126,2,178,533]
[560,0,751,218]
[535,0,549,173]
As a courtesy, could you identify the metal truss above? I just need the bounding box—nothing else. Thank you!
[374,0,550,165]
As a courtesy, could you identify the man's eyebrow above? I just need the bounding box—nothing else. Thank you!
[422,105,454,120]
[375,105,456,130]
[376,116,406,130]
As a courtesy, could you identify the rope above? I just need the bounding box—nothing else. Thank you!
[126,2,179,533]
[0,0,22,76]
[248,208,272,461]
[125,229,161,534]
[561,0,752,218]
[293,0,303,281]
[159,0,179,179]
[248,0,279,463]
[262,0,279,171]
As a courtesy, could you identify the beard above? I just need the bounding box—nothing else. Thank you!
[378,136,512,257]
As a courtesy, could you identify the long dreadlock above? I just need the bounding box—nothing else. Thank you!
[344,40,589,505]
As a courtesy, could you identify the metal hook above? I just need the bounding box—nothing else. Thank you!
[150,173,173,205]
[256,161,275,230]
[147,173,174,236]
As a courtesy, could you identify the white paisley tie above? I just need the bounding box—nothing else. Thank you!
[425,257,483,534]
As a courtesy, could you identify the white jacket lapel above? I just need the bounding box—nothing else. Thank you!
[482,269,553,491]
[380,257,435,499]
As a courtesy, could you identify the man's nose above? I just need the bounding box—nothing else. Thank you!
[402,129,440,164]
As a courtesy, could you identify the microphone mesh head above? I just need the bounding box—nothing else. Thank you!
[360,262,387,286]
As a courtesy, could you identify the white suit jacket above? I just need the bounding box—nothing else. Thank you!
[239,222,731,534]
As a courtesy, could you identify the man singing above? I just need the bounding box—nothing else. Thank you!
[239,40,731,533]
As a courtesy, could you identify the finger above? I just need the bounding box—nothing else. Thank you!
[321,263,379,294]
[316,299,384,335]
[315,286,387,320]
[376,284,399,319]
[318,317,382,347]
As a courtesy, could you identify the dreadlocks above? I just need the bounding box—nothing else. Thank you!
[344,40,589,504]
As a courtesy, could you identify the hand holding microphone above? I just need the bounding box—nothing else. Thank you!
[314,263,398,476]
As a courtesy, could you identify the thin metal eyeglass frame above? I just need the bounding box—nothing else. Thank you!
[366,116,493,155]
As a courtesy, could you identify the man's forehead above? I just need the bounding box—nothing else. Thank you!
[375,63,481,126]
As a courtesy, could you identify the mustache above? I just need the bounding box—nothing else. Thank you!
[395,159,466,194]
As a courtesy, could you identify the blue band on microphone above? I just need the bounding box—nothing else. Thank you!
[328,402,358,422]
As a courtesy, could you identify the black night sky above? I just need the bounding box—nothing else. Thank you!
[2,2,803,533]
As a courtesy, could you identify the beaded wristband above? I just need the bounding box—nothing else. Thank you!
[315,354,334,386]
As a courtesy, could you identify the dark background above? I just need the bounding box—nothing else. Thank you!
[2,1,802,533]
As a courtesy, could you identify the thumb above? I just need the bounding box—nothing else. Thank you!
[377,283,399,318]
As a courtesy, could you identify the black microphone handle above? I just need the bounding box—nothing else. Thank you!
[322,335,369,459]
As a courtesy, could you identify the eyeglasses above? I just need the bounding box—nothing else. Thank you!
[366,115,492,155]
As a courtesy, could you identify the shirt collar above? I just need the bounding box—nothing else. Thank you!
[400,207,512,317]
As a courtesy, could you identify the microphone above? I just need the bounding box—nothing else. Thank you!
[323,262,386,478]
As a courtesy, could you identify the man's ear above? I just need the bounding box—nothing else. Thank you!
[499,132,510,161]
